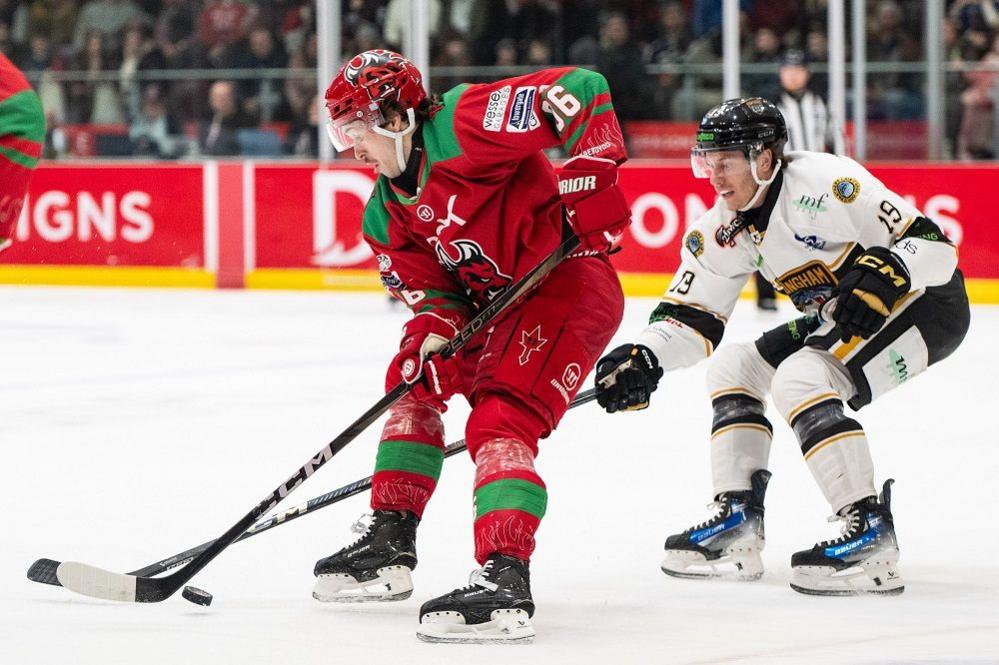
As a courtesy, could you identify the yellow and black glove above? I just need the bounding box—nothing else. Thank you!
[832,247,911,342]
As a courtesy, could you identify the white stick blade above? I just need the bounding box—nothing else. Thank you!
[56,561,138,602]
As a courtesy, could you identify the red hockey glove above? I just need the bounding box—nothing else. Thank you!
[385,312,465,409]
[557,155,631,253]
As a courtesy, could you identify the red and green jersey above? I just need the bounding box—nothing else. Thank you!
[0,51,45,249]
[362,67,626,321]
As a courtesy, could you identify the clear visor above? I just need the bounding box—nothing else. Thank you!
[325,103,384,152]
[690,148,753,179]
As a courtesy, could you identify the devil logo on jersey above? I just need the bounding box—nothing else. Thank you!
[430,238,512,301]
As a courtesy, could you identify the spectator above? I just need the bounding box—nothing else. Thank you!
[17,34,51,74]
[949,0,999,34]
[130,83,180,157]
[596,13,647,121]
[67,29,124,124]
[73,0,150,53]
[279,1,313,56]
[692,0,750,40]
[645,2,691,119]
[384,0,441,52]
[155,0,197,68]
[804,29,829,92]
[432,35,472,92]
[867,0,922,119]
[283,42,313,128]
[744,26,782,100]
[197,0,256,67]
[234,26,288,122]
[27,0,78,46]
[524,39,552,67]
[958,33,999,159]
[647,1,692,66]
[119,23,166,121]
[494,37,517,67]
[284,93,318,157]
[198,79,253,156]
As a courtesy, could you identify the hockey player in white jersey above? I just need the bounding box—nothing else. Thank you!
[594,98,969,595]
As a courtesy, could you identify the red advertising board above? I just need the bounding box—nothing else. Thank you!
[5,160,999,300]
[4,163,206,267]
[250,161,997,280]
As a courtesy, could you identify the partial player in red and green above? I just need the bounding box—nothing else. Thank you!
[0,52,45,253]
[312,50,629,643]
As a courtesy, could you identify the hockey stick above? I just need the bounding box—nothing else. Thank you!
[46,233,581,603]
[29,387,599,588]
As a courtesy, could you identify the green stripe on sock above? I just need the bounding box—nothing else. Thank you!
[375,439,444,481]
[474,478,547,520]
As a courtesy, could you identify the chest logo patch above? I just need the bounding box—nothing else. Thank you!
[832,177,860,203]
[430,238,512,301]
[775,260,838,295]
[793,193,828,218]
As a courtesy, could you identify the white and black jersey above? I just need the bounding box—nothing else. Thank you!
[635,151,966,407]
[778,90,833,153]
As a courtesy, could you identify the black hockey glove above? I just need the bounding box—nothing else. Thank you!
[832,246,911,342]
[594,344,664,413]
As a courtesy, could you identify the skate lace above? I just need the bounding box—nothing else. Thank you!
[350,512,373,535]
[690,499,728,531]
[462,559,499,592]
[822,507,863,546]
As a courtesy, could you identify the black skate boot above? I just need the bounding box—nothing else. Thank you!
[661,469,771,580]
[790,479,903,596]
[312,510,418,602]
[416,553,535,644]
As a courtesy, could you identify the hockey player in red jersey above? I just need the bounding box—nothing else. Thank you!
[313,50,629,642]
[0,52,45,253]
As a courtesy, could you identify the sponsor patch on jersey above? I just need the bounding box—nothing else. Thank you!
[376,253,392,271]
[793,233,827,251]
[832,177,860,203]
[506,86,540,133]
[792,193,829,218]
[685,230,705,257]
[775,260,838,297]
[483,85,511,132]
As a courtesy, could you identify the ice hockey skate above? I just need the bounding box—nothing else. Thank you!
[661,469,771,581]
[416,553,535,644]
[312,510,418,602]
[790,479,903,596]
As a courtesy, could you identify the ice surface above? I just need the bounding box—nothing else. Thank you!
[2,286,997,665]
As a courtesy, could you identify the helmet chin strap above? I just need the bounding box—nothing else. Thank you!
[372,107,417,174]
[739,156,782,212]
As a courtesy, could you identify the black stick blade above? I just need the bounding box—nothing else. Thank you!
[27,558,63,586]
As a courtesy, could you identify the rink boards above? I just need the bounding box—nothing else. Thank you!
[2,160,998,302]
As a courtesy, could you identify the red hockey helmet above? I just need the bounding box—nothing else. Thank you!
[324,50,427,153]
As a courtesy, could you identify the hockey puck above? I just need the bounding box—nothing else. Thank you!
[182,586,213,607]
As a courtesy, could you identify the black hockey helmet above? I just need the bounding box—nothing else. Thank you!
[695,97,787,153]
[691,97,788,179]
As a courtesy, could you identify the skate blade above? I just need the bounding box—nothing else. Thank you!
[417,609,535,644]
[661,548,763,581]
[312,565,413,603]
[790,562,904,596]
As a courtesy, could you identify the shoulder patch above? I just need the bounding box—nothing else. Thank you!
[832,177,860,203]
[482,85,511,132]
[685,230,705,257]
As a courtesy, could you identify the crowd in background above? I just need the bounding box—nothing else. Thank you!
[0,0,996,159]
